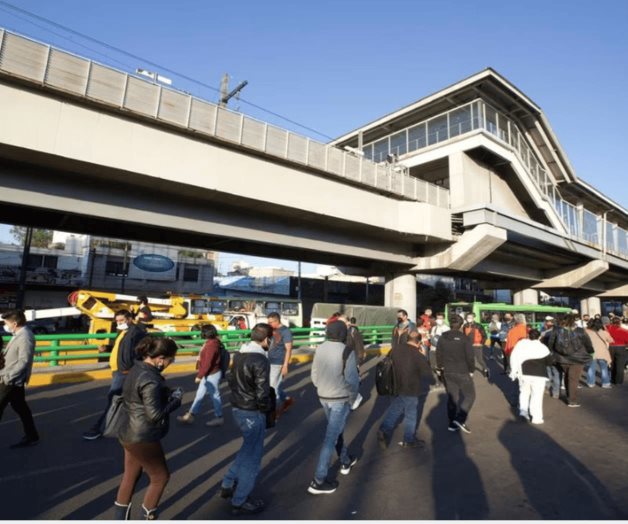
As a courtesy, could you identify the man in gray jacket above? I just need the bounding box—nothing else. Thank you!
[0,309,39,448]
[308,321,359,495]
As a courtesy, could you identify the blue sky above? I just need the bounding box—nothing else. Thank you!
[1,0,627,272]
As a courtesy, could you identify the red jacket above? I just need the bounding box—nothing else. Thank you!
[607,325,628,346]
[197,338,221,378]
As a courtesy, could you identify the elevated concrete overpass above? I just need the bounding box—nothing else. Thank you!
[0,29,626,315]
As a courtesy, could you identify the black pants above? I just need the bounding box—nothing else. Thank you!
[561,363,584,404]
[473,345,488,372]
[610,346,627,385]
[444,372,476,424]
[0,383,39,440]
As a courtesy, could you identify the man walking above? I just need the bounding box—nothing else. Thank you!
[392,309,416,351]
[377,330,433,448]
[267,312,294,417]
[0,310,39,448]
[436,314,476,433]
[220,323,274,515]
[83,309,146,440]
[463,312,489,378]
[308,321,359,495]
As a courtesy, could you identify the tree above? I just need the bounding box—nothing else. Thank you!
[10,226,53,248]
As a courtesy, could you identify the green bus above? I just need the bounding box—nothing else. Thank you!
[445,302,573,330]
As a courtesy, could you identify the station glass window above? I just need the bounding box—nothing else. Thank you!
[389,130,407,156]
[427,115,448,145]
[183,267,199,282]
[449,105,472,138]
[408,123,426,151]
[373,138,389,163]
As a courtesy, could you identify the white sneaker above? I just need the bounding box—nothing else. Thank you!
[531,419,544,425]
[351,393,363,411]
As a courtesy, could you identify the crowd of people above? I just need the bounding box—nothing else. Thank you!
[1,303,627,519]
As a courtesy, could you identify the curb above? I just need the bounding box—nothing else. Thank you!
[27,346,391,387]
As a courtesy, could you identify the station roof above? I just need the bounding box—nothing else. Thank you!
[331,68,627,224]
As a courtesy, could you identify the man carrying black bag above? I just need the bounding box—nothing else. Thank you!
[436,314,476,434]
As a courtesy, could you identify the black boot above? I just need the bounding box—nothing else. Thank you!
[114,501,132,520]
[142,504,158,520]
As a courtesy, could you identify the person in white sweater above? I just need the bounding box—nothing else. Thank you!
[509,329,553,424]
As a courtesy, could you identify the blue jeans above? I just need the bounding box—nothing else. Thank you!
[546,365,561,398]
[587,359,610,387]
[315,400,351,483]
[189,371,222,417]
[379,395,419,443]
[269,364,287,403]
[222,408,266,506]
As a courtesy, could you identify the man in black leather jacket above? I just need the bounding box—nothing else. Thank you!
[220,323,273,516]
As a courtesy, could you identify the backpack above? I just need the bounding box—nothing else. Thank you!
[553,328,579,357]
[219,341,231,376]
[375,355,396,396]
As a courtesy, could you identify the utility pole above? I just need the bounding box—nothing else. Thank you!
[219,73,248,107]
[15,226,33,310]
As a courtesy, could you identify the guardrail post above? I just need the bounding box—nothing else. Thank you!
[49,339,59,367]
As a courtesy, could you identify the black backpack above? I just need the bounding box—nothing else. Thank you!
[553,328,580,357]
[375,355,396,396]
[219,341,231,376]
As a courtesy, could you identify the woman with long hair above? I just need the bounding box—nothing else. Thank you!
[177,324,225,427]
[114,336,182,520]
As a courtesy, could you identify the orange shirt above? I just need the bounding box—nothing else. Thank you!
[505,324,527,356]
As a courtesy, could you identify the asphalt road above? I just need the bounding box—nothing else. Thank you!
[1,355,627,520]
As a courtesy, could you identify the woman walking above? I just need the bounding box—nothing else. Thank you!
[114,336,182,520]
[548,314,594,407]
[177,324,224,427]
[585,318,614,388]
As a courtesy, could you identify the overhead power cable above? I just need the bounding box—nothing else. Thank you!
[0,0,335,141]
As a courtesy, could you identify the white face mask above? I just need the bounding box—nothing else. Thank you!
[436,319,444,326]
[116,323,128,330]
[575,320,583,328]
[3,324,12,333]
[466,317,474,323]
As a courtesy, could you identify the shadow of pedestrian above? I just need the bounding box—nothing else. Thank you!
[426,393,489,519]
[497,419,624,519]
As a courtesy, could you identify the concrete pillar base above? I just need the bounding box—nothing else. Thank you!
[580,297,601,317]
[513,289,538,305]
[385,273,417,321]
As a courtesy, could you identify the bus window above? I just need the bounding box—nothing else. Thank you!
[190,299,208,315]
[229,300,247,312]
[208,300,227,314]
[282,301,299,316]
[265,302,281,315]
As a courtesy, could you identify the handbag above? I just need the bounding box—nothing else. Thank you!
[103,394,128,438]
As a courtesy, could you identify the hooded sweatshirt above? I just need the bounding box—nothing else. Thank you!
[311,339,359,404]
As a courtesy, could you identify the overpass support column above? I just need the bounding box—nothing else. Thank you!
[513,289,539,305]
[385,273,416,320]
[580,297,602,317]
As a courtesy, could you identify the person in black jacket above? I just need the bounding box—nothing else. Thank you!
[547,313,593,407]
[114,336,182,520]
[84,310,147,441]
[435,314,476,433]
[377,330,433,449]
[220,323,274,516]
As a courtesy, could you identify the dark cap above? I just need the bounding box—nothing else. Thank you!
[326,320,347,342]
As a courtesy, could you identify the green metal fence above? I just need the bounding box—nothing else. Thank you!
[1,325,394,367]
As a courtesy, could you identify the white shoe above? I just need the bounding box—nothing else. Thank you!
[531,419,544,425]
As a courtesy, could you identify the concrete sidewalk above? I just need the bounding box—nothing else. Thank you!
[1,355,627,519]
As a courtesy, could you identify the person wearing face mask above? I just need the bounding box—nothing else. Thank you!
[429,313,449,388]
[220,323,274,515]
[498,313,515,373]
[0,310,39,448]
[392,309,417,351]
[83,309,147,441]
[113,336,182,520]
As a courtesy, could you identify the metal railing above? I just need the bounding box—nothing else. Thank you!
[0,28,449,208]
[0,325,394,367]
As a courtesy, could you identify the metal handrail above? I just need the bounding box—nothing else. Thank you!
[1,325,394,367]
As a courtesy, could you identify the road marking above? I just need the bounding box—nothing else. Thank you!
[0,457,114,483]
